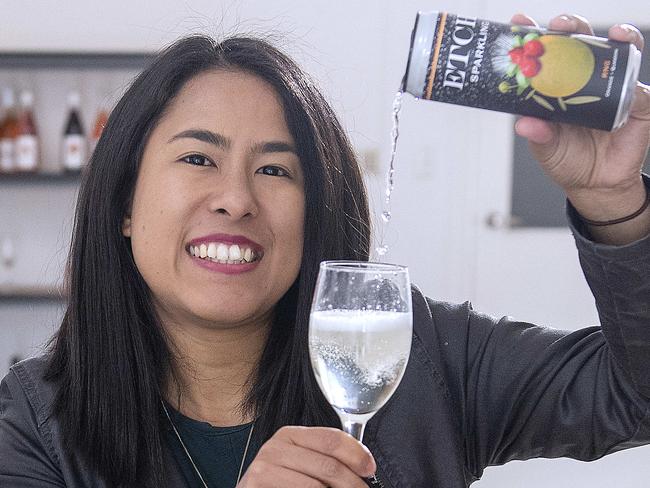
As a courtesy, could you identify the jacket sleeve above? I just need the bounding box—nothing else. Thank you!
[429,198,650,479]
[0,368,65,487]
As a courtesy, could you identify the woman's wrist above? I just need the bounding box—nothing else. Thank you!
[576,188,650,227]
[566,177,647,222]
[567,177,650,245]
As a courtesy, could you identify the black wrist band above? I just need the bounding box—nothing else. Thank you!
[579,189,650,227]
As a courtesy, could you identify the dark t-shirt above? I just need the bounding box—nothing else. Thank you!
[163,403,258,488]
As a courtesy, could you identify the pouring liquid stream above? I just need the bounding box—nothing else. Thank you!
[375,90,403,260]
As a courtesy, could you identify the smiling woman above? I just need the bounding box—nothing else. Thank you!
[0,35,370,487]
[2,15,650,488]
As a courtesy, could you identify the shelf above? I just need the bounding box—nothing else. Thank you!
[0,285,66,302]
[0,50,152,306]
[0,52,154,70]
[0,171,81,184]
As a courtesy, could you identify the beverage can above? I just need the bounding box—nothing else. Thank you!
[402,11,642,131]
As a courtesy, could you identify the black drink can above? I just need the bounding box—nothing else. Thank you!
[403,11,642,130]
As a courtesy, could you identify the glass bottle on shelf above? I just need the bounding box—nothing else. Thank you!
[61,91,87,172]
[14,90,40,173]
[0,87,18,174]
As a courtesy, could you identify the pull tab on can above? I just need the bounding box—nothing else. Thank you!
[402,11,642,131]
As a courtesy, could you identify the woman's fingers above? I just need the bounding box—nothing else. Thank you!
[630,83,650,123]
[510,13,538,27]
[514,117,557,145]
[239,426,376,487]
[275,426,375,477]
[241,461,327,488]
[255,440,370,488]
[609,23,644,51]
[548,14,594,35]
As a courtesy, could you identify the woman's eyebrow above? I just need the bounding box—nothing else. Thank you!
[168,129,231,148]
[168,129,296,155]
[250,141,297,154]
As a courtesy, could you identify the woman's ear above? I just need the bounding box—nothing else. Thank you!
[122,216,132,237]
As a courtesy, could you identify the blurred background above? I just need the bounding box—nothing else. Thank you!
[1,0,649,486]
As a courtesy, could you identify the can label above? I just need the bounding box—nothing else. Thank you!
[408,13,634,130]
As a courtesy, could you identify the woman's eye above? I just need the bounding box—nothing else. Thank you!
[257,166,290,177]
[182,154,211,166]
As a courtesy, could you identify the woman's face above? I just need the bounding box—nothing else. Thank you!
[123,70,305,329]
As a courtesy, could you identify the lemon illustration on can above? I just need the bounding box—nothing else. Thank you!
[501,30,602,112]
[529,35,596,98]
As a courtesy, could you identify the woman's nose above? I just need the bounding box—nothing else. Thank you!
[207,172,259,219]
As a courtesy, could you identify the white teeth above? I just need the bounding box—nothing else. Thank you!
[229,244,241,261]
[189,242,259,264]
[216,243,229,260]
[207,243,217,259]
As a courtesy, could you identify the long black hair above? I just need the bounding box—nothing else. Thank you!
[46,34,370,486]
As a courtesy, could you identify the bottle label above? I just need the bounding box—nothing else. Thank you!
[405,13,634,130]
[0,138,14,171]
[15,135,39,171]
[62,134,87,170]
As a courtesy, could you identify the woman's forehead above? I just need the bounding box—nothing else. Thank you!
[173,70,282,109]
[157,70,292,137]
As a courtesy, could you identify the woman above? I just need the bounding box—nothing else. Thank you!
[1,12,650,488]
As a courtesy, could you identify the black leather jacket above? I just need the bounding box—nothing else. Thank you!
[2,205,650,487]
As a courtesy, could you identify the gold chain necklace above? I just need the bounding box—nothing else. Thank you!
[161,400,255,488]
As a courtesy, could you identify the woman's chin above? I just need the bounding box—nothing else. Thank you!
[186,304,272,331]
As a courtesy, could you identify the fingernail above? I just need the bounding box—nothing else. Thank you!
[558,15,576,27]
[362,448,376,477]
[620,24,638,39]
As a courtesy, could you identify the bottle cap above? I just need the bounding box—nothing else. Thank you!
[19,90,34,107]
[67,91,81,107]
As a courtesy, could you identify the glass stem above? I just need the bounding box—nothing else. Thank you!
[341,419,367,442]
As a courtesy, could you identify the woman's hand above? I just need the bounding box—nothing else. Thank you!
[513,13,650,244]
[237,426,376,487]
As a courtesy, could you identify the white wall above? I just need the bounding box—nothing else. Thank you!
[1,1,649,486]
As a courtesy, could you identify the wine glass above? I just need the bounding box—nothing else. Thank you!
[308,261,412,442]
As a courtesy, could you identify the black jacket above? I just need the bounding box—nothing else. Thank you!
[2,206,650,487]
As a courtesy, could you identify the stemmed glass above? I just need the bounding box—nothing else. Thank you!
[308,261,412,442]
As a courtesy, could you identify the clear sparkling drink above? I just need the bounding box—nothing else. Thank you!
[309,310,412,415]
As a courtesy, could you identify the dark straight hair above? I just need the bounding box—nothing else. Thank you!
[46,34,371,486]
